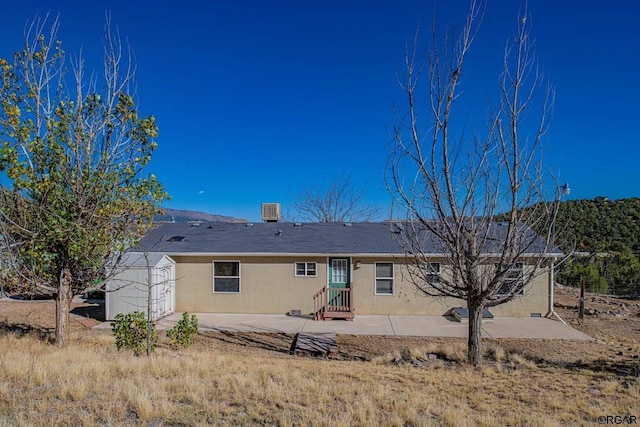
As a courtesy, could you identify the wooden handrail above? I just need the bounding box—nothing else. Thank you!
[313,287,327,320]
[313,286,354,320]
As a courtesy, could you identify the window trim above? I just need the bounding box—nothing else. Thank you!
[426,262,441,284]
[375,262,394,295]
[213,260,241,293]
[295,262,317,277]
[331,259,348,283]
[496,262,525,296]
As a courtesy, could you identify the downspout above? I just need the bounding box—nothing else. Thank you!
[547,182,570,324]
[546,256,566,324]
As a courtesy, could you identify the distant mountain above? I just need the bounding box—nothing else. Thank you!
[155,208,245,224]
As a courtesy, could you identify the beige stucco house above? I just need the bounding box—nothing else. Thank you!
[106,221,557,321]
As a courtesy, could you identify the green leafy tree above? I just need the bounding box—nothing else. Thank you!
[0,16,167,346]
[559,259,608,293]
[604,248,640,296]
[558,250,640,296]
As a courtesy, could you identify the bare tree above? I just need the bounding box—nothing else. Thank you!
[289,173,381,223]
[387,1,557,365]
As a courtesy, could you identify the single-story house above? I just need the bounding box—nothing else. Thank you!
[105,220,558,321]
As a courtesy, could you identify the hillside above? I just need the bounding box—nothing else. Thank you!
[155,208,245,224]
[496,197,640,295]
[555,197,640,253]
[553,198,640,295]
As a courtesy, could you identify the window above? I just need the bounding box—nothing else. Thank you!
[213,261,240,293]
[497,262,524,296]
[375,262,394,295]
[332,259,348,283]
[295,262,317,277]
[426,262,441,284]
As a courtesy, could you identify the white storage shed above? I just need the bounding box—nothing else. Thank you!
[105,252,175,321]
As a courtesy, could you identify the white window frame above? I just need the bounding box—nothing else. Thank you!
[497,262,525,296]
[331,259,348,283]
[375,262,394,295]
[213,260,241,293]
[426,262,441,284]
[295,262,317,277]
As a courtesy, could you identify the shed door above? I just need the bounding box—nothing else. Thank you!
[154,265,174,319]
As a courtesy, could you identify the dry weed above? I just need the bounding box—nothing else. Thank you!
[486,345,506,362]
[508,353,539,369]
[0,329,638,425]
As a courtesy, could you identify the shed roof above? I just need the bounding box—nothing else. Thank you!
[117,251,173,267]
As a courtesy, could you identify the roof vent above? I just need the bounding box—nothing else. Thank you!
[392,223,404,233]
[293,223,302,227]
[344,222,352,227]
[246,223,254,227]
[261,203,281,222]
[167,235,186,242]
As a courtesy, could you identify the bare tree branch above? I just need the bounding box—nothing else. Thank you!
[289,173,381,223]
[387,1,557,366]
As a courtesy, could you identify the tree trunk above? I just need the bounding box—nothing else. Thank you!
[147,258,153,357]
[467,301,483,366]
[55,267,73,347]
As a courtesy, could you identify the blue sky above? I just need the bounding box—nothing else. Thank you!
[1,1,638,221]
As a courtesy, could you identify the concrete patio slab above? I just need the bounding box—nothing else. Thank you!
[161,313,310,334]
[388,315,470,338]
[302,315,395,335]
[103,312,592,341]
[481,317,592,340]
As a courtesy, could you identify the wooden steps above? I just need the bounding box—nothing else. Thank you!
[312,286,354,321]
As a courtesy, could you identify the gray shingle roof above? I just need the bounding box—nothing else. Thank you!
[134,222,407,255]
[132,221,554,256]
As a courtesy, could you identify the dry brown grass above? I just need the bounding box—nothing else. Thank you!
[0,327,638,427]
[0,292,639,426]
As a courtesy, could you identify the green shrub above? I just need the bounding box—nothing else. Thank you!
[166,312,199,348]
[112,311,156,356]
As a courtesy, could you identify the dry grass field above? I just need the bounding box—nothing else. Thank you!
[0,288,638,426]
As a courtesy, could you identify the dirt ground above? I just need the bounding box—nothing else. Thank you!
[1,287,639,376]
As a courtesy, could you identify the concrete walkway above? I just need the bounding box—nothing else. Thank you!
[118,313,593,340]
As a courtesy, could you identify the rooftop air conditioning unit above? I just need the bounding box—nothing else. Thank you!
[261,203,281,222]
